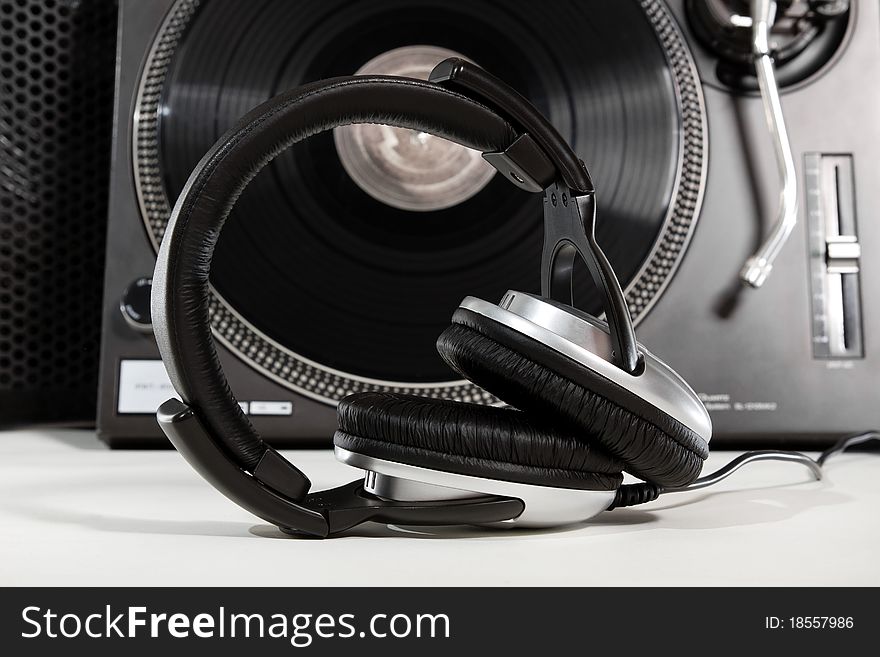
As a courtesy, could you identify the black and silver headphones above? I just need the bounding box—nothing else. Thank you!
[151,59,713,538]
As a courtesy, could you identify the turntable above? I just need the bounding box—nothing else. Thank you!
[98,0,879,446]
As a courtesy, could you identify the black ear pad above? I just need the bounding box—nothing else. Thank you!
[334,392,624,491]
[436,315,708,488]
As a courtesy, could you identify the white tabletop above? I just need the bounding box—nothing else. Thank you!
[1,430,877,587]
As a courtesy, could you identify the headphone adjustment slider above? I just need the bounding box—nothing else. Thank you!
[483,133,556,193]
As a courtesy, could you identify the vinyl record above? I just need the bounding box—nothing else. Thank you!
[135,0,706,402]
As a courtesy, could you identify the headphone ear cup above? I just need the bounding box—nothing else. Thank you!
[437,320,707,488]
[334,392,624,491]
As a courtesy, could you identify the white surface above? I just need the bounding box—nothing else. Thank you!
[0,430,877,587]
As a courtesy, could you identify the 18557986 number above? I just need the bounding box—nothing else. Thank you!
[765,617,854,630]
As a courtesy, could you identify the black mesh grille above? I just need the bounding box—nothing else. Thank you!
[0,0,117,426]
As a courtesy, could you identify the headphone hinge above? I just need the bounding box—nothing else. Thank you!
[541,183,641,374]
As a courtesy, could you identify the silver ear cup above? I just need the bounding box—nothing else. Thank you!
[461,291,712,445]
[331,290,711,530]
[336,447,616,528]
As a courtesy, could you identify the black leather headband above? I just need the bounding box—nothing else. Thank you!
[152,75,520,475]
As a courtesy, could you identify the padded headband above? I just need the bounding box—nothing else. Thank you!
[152,76,521,473]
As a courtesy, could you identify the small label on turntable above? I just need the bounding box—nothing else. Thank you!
[698,392,779,413]
[117,360,177,415]
[249,401,293,416]
[117,360,292,417]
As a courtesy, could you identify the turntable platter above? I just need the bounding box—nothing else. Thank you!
[135,0,705,403]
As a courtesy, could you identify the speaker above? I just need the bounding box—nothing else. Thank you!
[0,0,118,427]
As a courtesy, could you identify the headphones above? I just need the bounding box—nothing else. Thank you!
[152,59,712,538]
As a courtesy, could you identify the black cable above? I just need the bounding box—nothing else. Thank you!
[609,430,880,510]
[608,482,663,509]
[817,430,880,467]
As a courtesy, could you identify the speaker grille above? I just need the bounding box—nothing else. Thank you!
[0,0,117,426]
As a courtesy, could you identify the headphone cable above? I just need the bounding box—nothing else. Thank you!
[609,430,880,509]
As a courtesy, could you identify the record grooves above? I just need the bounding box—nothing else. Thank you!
[134,0,706,403]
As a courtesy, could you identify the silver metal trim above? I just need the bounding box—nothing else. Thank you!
[625,0,709,320]
[336,448,616,527]
[805,153,863,359]
[740,0,800,288]
[460,292,713,442]
[119,299,154,335]
[825,237,861,270]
